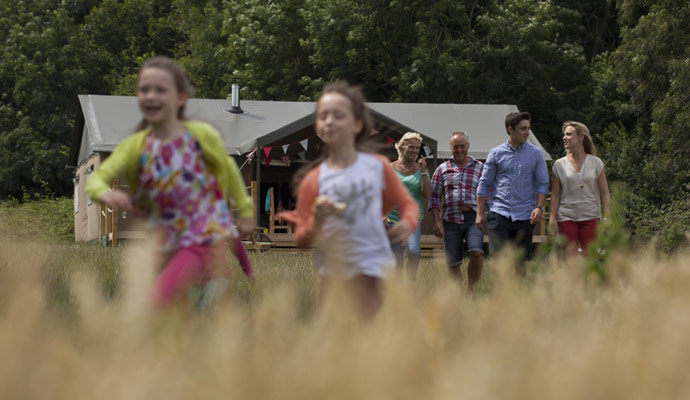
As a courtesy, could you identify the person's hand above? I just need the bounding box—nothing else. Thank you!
[433,219,444,238]
[417,156,427,172]
[530,208,543,225]
[100,189,132,211]
[313,196,344,224]
[475,213,486,233]
[235,217,254,238]
[548,220,558,236]
[388,220,412,244]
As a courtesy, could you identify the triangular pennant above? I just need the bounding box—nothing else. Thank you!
[282,144,289,154]
[299,151,306,160]
[264,155,272,167]
[386,137,396,146]
[300,139,308,151]
[262,146,272,158]
[370,127,380,136]
[423,145,431,156]
[282,155,290,167]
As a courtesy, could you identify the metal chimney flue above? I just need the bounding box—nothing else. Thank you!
[227,78,244,114]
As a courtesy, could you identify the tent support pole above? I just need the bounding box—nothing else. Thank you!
[255,145,261,229]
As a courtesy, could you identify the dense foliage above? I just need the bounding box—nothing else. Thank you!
[0,0,687,250]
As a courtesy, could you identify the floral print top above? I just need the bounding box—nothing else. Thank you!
[135,132,236,252]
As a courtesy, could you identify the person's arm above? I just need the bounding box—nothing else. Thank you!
[381,159,419,244]
[85,139,137,210]
[291,168,324,249]
[475,196,487,232]
[431,208,443,238]
[475,153,496,231]
[598,167,611,219]
[418,157,432,199]
[549,172,561,235]
[428,165,444,237]
[530,193,546,225]
[530,152,550,224]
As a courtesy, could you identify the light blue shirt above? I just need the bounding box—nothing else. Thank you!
[477,141,549,221]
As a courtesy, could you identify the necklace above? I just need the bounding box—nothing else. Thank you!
[397,161,417,174]
[568,154,586,189]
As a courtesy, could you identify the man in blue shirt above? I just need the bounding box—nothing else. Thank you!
[475,112,549,272]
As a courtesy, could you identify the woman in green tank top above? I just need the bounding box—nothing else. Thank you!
[387,132,431,280]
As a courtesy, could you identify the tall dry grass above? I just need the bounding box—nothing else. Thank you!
[1,237,690,399]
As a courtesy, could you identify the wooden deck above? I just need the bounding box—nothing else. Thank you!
[119,215,549,256]
[250,229,548,256]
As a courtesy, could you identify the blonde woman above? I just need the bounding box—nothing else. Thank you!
[549,121,611,256]
[388,132,432,279]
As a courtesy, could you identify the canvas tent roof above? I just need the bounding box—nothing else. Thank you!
[73,95,438,166]
[73,95,550,167]
[368,102,551,160]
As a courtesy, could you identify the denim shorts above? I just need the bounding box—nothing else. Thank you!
[390,219,422,267]
[442,212,484,267]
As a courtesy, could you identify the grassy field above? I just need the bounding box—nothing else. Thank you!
[2,234,690,399]
[1,199,690,398]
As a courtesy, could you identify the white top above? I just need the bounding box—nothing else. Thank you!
[313,152,395,278]
[553,154,604,222]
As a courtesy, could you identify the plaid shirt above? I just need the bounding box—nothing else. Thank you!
[429,157,483,224]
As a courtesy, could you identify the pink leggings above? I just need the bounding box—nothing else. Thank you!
[154,245,216,307]
[154,238,253,307]
[558,218,599,256]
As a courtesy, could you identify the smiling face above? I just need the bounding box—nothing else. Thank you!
[563,125,583,151]
[450,133,469,165]
[315,92,363,149]
[402,139,421,162]
[136,67,187,126]
[508,119,531,148]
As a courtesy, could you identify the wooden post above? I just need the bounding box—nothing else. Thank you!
[251,181,258,229]
[111,179,119,246]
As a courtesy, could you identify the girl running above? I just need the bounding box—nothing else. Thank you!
[86,56,254,307]
[282,82,419,318]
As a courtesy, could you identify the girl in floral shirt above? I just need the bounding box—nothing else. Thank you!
[86,56,254,307]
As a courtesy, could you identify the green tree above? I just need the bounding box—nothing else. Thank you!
[592,0,690,248]
[0,1,108,199]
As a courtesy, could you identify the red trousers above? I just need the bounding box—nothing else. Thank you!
[558,219,599,256]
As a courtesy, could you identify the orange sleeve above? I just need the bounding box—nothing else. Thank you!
[378,155,419,231]
[290,166,321,248]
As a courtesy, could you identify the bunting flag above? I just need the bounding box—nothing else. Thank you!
[423,145,431,156]
[300,139,308,151]
[262,146,272,167]
[282,144,289,154]
[370,127,380,136]
[386,137,396,146]
[299,151,306,161]
[282,155,290,167]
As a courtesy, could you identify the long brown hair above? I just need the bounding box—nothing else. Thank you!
[291,81,375,195]
[562,121,596,156]
[134,56,194,132]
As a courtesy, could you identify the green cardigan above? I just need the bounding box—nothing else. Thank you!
[85,120,253,218]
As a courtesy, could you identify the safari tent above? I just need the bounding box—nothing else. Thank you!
[71,94,550,246]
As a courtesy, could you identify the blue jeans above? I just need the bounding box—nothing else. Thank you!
[487,211,534,261]
[390,220,422,269]
[443,212,484,267]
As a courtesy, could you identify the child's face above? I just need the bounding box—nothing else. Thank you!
[137,67,187,126]
[315,93,363,148]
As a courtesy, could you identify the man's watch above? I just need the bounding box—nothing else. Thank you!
[536,205,544,212]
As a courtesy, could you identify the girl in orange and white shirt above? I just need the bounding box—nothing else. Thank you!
[282,82,418,318]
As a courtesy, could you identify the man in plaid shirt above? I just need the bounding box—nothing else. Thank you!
[429,131,484,291]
